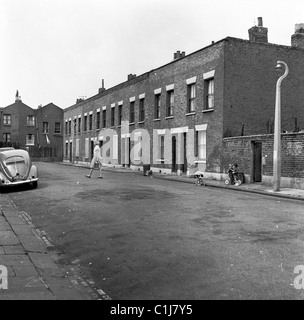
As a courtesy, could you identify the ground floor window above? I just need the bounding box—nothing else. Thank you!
[3,133,11,142]
[197,130,206,161]
[26,134,35,146]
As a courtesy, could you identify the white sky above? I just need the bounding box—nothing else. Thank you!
[1,0,303,109]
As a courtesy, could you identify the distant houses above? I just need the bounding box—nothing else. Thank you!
[0,91,64,161]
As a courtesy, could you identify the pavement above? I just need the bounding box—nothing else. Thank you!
[85,163,304,202]
[0,195,108,300]
[1,163,304,300]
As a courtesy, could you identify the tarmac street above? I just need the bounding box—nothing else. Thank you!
[1,162,304,300]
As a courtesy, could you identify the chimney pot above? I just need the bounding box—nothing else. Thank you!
[292,23,304,48]
[248,17,268,43]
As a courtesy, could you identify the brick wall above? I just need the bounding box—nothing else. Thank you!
[222,133,304,179]
[223,38,304,137]
[64,41,227,173]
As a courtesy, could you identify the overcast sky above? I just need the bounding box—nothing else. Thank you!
[1,0,303,109]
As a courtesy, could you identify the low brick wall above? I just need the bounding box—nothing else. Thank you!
[222,133,304,188]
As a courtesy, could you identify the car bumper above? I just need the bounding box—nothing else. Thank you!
[0,178,39,187]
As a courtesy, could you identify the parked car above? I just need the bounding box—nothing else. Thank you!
[0,148,38,188]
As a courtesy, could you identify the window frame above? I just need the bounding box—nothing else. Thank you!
[3,133,11,142]
[129,101,135,124]
[187,83,196,113]
[154,94,161,119]
[55,122,61,134]
[43,122,49,134]
[166,90,174,117]
[111,107,115,127]
[139,98,145,122]
[27,115,35,127]
[102,109,106,128]
[3,114,11,125]
[26,134,35,146]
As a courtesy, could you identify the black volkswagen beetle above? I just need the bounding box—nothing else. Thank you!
[0,148,38,188]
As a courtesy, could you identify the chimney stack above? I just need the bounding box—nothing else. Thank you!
[291,24,304,49]
[173,51,186,60]
[127,74,137,81]
[98,78,106,94]
[15,90,21,102]
[248,17,268,43]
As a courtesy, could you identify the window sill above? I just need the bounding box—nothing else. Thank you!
[138,121,145,124]
[165,116,174,120]
[129,122,135,126]
[202,109,214,113]
[117,125,122,128]
[186,112,196,116]
[156,159,165,162]
[153,118,161,122]
[195,160,206,164]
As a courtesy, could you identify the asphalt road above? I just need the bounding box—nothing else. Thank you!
[3,162,304,300]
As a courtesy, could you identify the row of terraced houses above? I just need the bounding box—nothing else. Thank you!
[2,19,304,188]
[63,19,304,188]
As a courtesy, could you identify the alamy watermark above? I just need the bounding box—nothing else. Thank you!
[96,121,198,166]
[0,265,8,290]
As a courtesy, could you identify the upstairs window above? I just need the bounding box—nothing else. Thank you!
[139,98,145,122]
[203,70,215,111]
[3,114,11,125]
[96,111,100,130]
[84,115,88,131]
[130,101,135,123]
[78,118,81,133]
[111,107,115,126]
[102,109,106,128]
[154,94,161,119]
[43,122,49,134]
[166,90,174,117]
[27,115,35,126]
[89,114,93,131]
[118,105,123,126]
[55,122,61,134]
[68,120,72,135]
[206,79,214,110]
[187,83,196,113]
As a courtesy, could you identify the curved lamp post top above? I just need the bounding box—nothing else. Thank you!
[275,60,289,85]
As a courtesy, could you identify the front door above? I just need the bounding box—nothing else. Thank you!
[183,132,187,174]
[69,142,73,163]
[172,136,177,173]
[90,141,94,159]
[252,142,262,182]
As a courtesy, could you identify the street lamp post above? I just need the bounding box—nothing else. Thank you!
[273,60,289,191]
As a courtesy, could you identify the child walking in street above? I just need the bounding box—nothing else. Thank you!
[86,140,103,179]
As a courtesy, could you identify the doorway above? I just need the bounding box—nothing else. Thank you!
[183,132,187,174]
[252,141,262,182]
[69,142,73,163]
[90,140,94,159]
[172,136,177,173]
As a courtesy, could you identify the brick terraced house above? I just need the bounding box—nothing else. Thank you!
[63,19,304,187]
[0,92,64,161]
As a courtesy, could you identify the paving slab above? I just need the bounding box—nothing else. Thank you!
[0,231,20,246]
[0,194,95,300]
[3,245,26,254]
